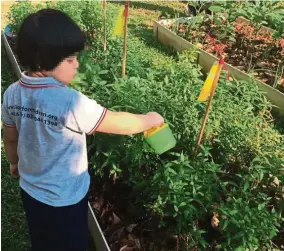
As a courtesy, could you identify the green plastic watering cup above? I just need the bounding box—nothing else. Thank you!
[144,123,176,154]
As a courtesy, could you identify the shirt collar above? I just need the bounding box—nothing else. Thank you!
[19,71,65,88]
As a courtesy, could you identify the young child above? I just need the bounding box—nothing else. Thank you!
[2,9,164,251]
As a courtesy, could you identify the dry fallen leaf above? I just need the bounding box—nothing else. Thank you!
[134,238,141,249]
[120,245,129,251]
[112,212,122,225]
[126,224,137,233]
[211,213,219,228]
[110,227,125,243]
[197,43,203,49]
[272,177,280,187]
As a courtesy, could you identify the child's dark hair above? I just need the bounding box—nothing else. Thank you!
[17,9,85,72]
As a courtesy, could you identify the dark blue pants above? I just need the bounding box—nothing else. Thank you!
[20,188,88,251]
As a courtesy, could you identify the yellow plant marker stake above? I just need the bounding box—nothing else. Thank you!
[112,7,125,37]
[194,59,224,158]
[122,0,129,77]
[102,0,107,51]
[198,61,219,102]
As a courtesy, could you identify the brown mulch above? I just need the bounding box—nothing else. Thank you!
[169,18,284,93]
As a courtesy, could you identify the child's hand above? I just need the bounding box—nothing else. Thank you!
[10,163,19,178]
[95,110,165,135]
[146,112,165,128]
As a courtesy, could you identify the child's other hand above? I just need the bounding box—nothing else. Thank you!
[10,164,19,178]
[146,112,165,128]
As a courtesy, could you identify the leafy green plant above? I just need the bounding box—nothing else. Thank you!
[217,191,282,250]
[7,1,284,249]
[80,1,118,45]
[76,44,283,249]
[7,1,43,32]
[171,2,237,47]
[208,5,236,43]
[53,0,86,30]
[147,152,221,246]
[236,0,284,32]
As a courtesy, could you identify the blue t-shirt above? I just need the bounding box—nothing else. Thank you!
[1,72,107,207]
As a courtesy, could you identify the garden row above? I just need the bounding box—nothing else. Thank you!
[155,0,284,117]
[3,1,284,250]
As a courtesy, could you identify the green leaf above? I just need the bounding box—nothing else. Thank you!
[168,168,177,175]
[215,19,223,26]
[209,6,225,12]
[222,220,229,230]
[174,205,179,212]
[184,210,190,218]
[177,217,182,233]
[180,152,185,162]
[259,171,264,181]
[243,182,249,192]
[271,207,275,214]
[230,210,238,215]
[193,186,196,196]
[164,75,169,84]
[258,203,265,210]
[99,70,109,74]
[199,238,208,248]
[179,202,187,207]
[233,232,244,240]
[228,37,236,43]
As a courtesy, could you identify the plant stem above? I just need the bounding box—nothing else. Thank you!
[273,63,283,89]
[122,0,129,77]
[103,0,107,51]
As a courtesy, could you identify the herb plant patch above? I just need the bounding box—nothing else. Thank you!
[5,1,284,250]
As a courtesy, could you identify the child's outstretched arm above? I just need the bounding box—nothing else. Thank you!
[68,91,164,136]
[96,111,164,135]
[3,126,19,178]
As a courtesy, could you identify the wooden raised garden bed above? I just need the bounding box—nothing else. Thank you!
[153,16,284,117]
